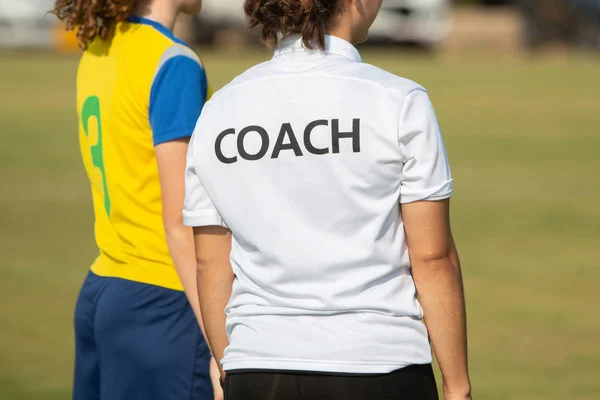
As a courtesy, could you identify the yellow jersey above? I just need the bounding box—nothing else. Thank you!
[76,16,211,290]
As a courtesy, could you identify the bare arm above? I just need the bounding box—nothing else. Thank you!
[156,138,205,330]
[156,139,223,398]
[401,199,472,400]
[194,226,234,379]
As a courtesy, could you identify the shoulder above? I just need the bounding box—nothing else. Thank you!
[144,22,204,80]
[342,62,427,97]
[119,21,204,79]
[203,60,427,111]
[205,60,271,104]
[153,44,203,80]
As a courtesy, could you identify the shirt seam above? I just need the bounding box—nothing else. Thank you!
[272,49,359,62]
[224,357,413,367]
[399,181,453,204]
[206,72,427,106]
[149,55,204,142]
[397,88,429,158]
[151,51,201,84]
[153,126,194,145]
[149,55,202,111]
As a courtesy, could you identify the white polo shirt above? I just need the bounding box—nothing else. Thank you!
[184,34,453,374]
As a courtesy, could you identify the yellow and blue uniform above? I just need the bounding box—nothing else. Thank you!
[73,16,212,400]
[77,15,211,290]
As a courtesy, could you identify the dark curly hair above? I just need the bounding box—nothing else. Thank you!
[51,0,138,50]
[244,0,340,50]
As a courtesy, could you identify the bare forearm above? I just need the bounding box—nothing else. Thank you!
[165,225,206,336]
[412,250,471,396]
[197,265,233,376]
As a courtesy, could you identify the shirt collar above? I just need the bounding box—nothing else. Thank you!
[126,15,189,48]
[273,34,362,63]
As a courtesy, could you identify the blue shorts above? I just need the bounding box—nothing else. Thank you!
[73,271,213,400]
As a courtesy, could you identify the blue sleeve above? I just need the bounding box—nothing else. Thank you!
[149,55,208,146]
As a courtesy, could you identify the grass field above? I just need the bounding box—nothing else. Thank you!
[0,49,599,399]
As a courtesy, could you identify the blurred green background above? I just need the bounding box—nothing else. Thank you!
[1,48,599,399]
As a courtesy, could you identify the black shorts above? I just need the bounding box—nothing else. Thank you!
[223,364,438,400]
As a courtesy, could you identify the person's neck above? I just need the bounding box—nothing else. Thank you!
[132,1,178,31]
[327,23,356,45]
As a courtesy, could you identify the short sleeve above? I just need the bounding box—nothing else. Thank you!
[149,48,208,146]
[183,135,226,227]
[398,89,453,204]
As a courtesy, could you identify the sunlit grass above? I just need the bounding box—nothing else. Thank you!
[0,50,598,399]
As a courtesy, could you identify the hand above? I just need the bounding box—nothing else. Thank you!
[209,357,224,400]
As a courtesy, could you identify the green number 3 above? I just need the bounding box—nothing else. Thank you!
[81,96,111,217]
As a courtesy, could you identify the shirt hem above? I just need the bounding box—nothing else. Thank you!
[223,358,421,374]
[90,263,184,291]
[400,179,453,204]
[183,211,226,227]
[153,127,194,146]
